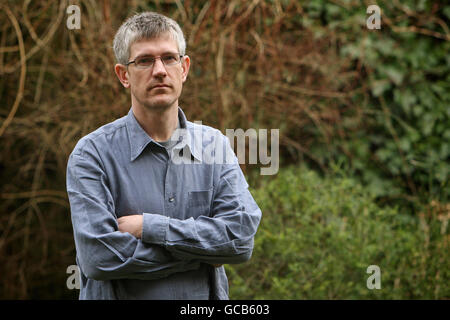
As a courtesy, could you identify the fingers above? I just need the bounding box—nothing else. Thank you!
[116,215,143,239]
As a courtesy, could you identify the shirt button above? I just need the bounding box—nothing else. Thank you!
[169,197,175,203]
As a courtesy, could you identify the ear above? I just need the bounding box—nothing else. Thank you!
[114,64,130,88]
[181,55,190,83]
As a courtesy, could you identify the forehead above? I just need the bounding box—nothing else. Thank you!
[129,34,179,58]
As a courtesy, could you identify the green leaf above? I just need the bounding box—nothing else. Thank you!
[371,80,391,96]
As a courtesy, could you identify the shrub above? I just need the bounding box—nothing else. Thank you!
[227,166,449,299]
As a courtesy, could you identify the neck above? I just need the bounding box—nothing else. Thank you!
[131,103,179,142]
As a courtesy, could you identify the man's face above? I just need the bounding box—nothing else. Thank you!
[118,34,190,111]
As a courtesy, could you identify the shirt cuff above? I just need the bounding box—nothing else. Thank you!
[142,213,170,246]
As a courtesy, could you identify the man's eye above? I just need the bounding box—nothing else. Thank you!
[163,55,177,62]
[137,57,154,65]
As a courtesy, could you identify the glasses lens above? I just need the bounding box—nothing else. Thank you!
[135,56,154,68]
[162,54,180,66]
[132,55,181,69]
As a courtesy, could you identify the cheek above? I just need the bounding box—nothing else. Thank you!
[130,72,149,87]
[174,80,184,96]
[175,72,186,89]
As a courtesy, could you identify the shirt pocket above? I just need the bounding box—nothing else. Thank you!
[187,189,213,218]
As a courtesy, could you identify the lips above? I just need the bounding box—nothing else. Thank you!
[149,84,170,90]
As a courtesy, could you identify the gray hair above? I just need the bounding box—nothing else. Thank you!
[113,12,186,65]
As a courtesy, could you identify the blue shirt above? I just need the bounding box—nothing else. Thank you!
[66,107,262,299]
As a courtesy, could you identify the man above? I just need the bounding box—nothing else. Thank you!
[66,12,261,300]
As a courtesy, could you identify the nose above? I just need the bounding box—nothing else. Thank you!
[152,58,167,77]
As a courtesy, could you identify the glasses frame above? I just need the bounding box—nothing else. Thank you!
[125,54,184,69]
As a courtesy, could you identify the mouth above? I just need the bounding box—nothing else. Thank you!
[149,84,170,90]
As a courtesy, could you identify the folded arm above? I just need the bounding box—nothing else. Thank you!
[139,138,262,265]
[66,149,200,281]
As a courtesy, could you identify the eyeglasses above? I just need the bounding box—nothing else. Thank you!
[126,54,183,69]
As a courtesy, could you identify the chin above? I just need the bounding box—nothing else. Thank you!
[133,90,179,111]
[143,98,176,111]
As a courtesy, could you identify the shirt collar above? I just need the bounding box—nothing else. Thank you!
[125,106,203,162]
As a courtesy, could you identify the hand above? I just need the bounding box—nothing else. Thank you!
[117,215,143,239]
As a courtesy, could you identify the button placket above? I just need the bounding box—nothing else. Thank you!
[164,157,177,218]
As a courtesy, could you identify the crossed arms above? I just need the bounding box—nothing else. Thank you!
[117,214,222,268]
[66,144,261,281]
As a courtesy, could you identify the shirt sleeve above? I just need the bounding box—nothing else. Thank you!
[141,135,262,264]
[66,144,200,281]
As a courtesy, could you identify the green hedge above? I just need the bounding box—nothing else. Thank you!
[226,166,449,299]
[303,0,450,203]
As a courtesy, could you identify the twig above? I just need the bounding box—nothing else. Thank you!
[68,32,89,87]
[1,0,65,74]
[34,48,49,105]
[188,1,211,46]
[0,5,27,138]
[22,0,45,46]
[0,46,19,53]
[1,190,68,199]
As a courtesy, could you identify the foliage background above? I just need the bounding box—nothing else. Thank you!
[0,0,448,299]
